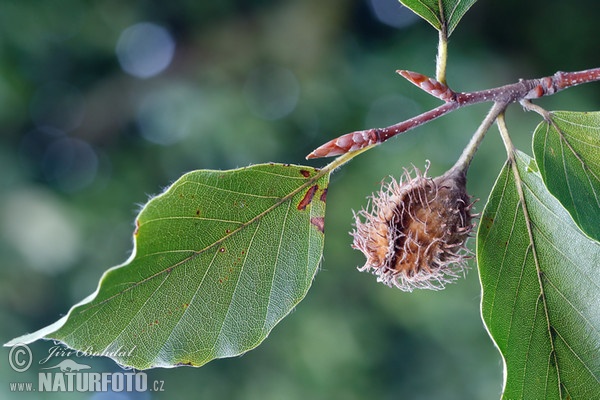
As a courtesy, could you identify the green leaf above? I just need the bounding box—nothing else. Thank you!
[477,151,600,399]
[533,111,600,241]
[399,0,477,36]
[5,163,329,370]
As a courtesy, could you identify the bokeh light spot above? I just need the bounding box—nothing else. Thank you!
[243,65,300,120]
[19,127,99,192]
[42,137,99,192]
[136,85,202,145]
[2,187,81,274]
[368,0,420,29]
[116,22,175,79]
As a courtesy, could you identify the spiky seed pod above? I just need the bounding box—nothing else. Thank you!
[351,164,474,292]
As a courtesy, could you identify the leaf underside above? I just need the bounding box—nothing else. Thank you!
[399,0,477,36]
[6,163,330,370]
[477,151,600,399]
[533,111,600,241]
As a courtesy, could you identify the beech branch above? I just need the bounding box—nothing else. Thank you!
[306,67,600,159]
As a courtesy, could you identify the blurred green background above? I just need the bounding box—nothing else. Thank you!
[1,0,599,399]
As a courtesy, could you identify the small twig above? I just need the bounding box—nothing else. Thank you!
[321,144,374,174]
[306,102,458,159]
[306,67,600,159]
[446,101,508,177]
[520,99,551,120]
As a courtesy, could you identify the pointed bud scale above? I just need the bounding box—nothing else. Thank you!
[306,130,378,159]
[351,164,474,291]
[524,76,558,99]
[397,70,456,102]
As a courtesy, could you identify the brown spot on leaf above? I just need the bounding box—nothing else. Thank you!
[176,361,194,367]
[311,217,325,233]
[320,188,328,203]
[134,219,140,236]
[300,169,311,178]
[183,303,189,309]
[484,216,494,230]
[298,185,318,210]
[195,209,201,216]
[219,247,226,253]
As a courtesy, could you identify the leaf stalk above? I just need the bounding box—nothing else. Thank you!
[436,29,448,85]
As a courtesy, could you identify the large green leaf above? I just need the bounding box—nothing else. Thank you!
[477,151,600,399]
[399,0,477,36]
[533,111,600,241]
[5,163,329,369]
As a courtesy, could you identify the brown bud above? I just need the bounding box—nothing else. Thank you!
[351,163,474,291]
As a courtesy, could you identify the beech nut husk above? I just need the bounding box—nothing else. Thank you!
[351,164,474,291]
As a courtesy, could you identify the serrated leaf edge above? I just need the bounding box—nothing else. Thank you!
[4,163,330,350]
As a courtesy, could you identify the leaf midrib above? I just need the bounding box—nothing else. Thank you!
[74,166,328,315]
[511,152,561,396]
